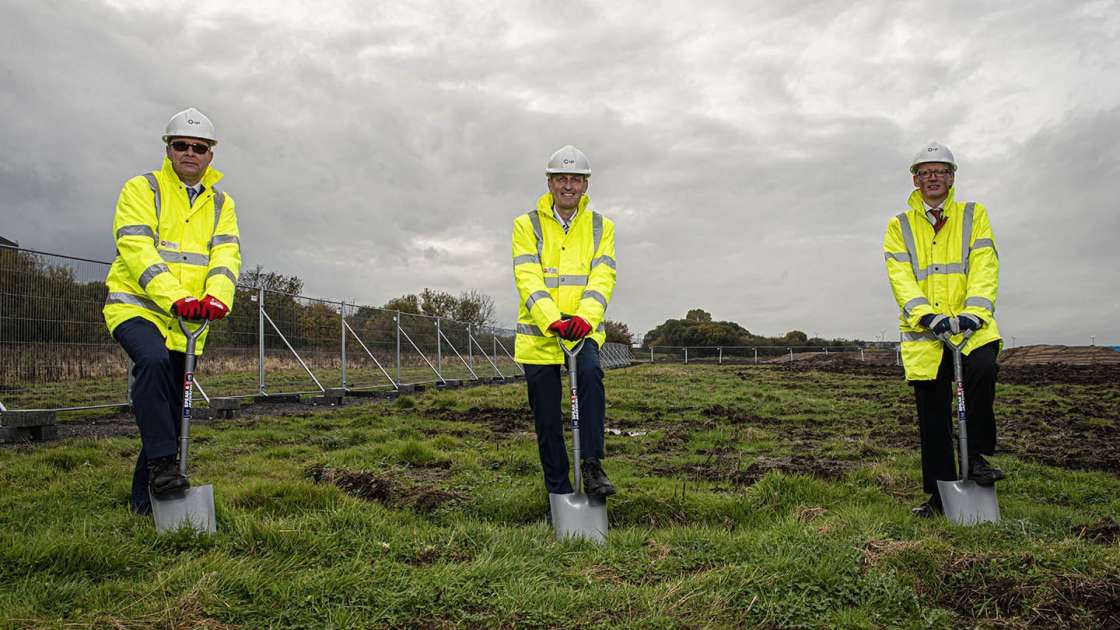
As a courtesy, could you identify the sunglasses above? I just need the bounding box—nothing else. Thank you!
[169,141,212,155]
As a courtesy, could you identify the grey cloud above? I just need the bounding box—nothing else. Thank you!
[1,0,1117,346]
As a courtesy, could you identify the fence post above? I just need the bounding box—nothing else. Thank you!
[468,324,474,369]
[824,347,828,355]
[789,347,793,363]
[754,347,758,364]
[258,286,265,396]
[650,347,654,363]
[684,347,689,364]
[436,317,442,376]
[860,348,865,362]
[340,301,347,389]
[718,347,723,364]
[395,310,402,387]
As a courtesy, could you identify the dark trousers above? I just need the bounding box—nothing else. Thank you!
[912,340,999,498]
[113,317,188,510]
[524,340,606,494]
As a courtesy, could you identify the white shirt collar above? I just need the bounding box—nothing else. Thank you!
[922,199,945,225]
[553,205,578,232]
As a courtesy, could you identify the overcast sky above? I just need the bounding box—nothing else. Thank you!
[2,0,1117,346]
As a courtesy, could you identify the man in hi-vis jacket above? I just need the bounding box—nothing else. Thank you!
[512,145,618,499]
[883,141,1005,518]
[103,108,241,515]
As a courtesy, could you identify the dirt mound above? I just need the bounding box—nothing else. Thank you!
[306,465,462,513]
[1001,344,1120,366]
[999,363,1120,385]
[1072,517,1120,544]
[434,406,530,434]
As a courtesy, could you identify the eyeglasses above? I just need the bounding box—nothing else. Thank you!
[916,168,953,180]
[169,141,212,155]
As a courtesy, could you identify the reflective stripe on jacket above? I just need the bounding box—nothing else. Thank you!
[883,187,1001,380]
[512,193,616,364]
[103,157,241,354]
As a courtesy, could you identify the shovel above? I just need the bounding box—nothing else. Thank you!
[152,316,216,535]
[548,338,608,544]
[936,324,1000,525]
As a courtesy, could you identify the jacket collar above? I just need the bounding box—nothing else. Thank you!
[535,192,590,225]
[907,185,956,213]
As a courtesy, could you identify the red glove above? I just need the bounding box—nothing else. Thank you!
[548,320,567,337]
[200,295,229,321]
[171,296,202,320]
[566,316,592,339]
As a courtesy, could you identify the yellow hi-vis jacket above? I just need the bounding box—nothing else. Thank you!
[883,187,1001,380]
[103,157,241,354]
[512,193,616,365]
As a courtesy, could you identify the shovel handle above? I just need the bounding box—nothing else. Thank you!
[938,325,974,481]
[177,316,207,476]
[559,337,584,493]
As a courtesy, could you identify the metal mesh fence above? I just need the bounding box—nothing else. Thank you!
[643,345,900,365]
[0,243,531,412]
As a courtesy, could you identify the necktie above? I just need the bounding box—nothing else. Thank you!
[187,186,202,206]
[931,209,946,234]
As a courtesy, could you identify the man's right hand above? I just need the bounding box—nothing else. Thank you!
[919,313,953,336]
[171,296,202,320]
[548,319,569,339]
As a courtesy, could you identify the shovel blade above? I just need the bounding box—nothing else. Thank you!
[549,492,608,544]
[938,479,1000,525]
[152,484,216,535]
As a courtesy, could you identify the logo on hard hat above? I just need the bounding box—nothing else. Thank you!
[927,147,937,152]
[187,118,199,125]
[562,158,575,165]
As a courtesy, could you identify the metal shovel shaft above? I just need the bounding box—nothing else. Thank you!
[177,317,208,476]
[562,339,585,493]
[942,327,974,482]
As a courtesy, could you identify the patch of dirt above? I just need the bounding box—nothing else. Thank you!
[434,406,530,434]
[1072,517,1120,544]
[701,404,783,426]
[645,424,692,454]
[859,539,923,572]
[1001,344,1120,367]
[998,363,1120,386]
[936,552,1120,629]
[757,354,1120,387]
[306,465,463,513]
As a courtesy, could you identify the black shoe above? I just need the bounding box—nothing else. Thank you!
[912,496,942,518]
[580,458,616,499]
[968,454,1005,486]
[147,455,189,497]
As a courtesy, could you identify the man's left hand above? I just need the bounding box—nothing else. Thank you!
[958,313,982,332]
[200,295,229,321]
[565,316,592,340]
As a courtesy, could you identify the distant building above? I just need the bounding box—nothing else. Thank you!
[0,235,17,248]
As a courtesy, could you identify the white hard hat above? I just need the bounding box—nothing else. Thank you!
[545,145,591,176]
[162,107,218,145]
[910,141,956,173]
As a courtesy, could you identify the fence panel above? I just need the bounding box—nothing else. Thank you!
[0,246,128,411]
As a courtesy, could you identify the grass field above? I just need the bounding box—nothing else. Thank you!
[1,363,1118,628]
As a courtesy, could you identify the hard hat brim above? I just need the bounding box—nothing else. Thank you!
[910,161,956,174]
